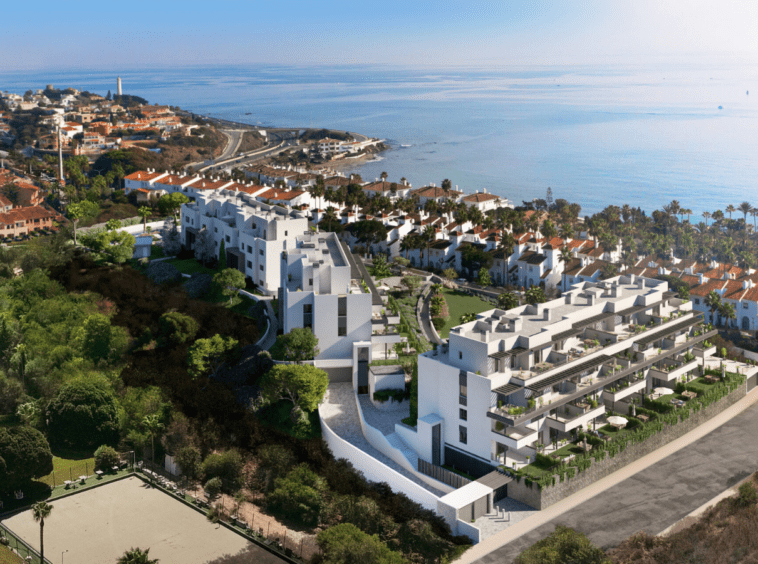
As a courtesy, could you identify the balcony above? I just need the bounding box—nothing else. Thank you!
[694,344,717,359]
[649,358,699,382]
[602,376,647,402]
[491,421,539,450]
[546,404,606,434]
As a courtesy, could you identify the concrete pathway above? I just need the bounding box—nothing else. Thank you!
[458,385,758,563]
[256,298,278,350]
[419,283,443,345]
[320,383,445,497]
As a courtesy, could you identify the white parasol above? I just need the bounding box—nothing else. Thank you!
[607,415,628,427]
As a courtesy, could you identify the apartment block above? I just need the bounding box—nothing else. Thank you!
[399,275,718,476]
[181,191,308,295]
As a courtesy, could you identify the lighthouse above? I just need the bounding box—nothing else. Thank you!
[117,76,122,96]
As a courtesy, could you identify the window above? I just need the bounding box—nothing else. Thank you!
[259,265,264,271]
[247,245,252,253]
[459,426,467,444]
[459,409,467,421]
[459,351,463,360]
[744,302,749,309]
[285,230,288,236]
[225,235,230,243]
[303,304,313,329]
[259,249,264,256]
[247,261,252,268]
[338,296,347,336]
[459,372,467,399]
[214,227,218,233]
[309,278,313,286]
[694,298,700,305]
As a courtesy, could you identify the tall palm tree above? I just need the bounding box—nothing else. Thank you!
[718,302,736,329]
[142,414,164,468]
[751,208,758,231]
[739,202,752,223]
[704,290,721,325]
[422,224,436,269]
[702,211,711,227]
[726,204,736,220]
[138,206,152,232]
[117,547,159,564]
[499,232,515,285]
[32,501,53,564]
[681,208,693,223]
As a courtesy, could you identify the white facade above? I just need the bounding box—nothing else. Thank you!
[281,232,372,361]
[404,274,722,472]
[181,190,308,295]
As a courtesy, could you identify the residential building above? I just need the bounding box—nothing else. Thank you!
[181,190,308,295]
[396,275,717,478]
[281,231,402,381]
[460,190,513,211]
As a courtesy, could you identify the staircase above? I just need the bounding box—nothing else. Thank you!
[386,432,419,471]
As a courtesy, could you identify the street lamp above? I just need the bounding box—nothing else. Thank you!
[62,549,68,564]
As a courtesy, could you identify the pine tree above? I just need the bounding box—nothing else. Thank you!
[218,239,226,270]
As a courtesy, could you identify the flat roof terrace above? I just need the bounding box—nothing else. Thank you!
[455,277,666,345]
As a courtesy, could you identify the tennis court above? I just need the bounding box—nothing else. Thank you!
[3,476,284,564]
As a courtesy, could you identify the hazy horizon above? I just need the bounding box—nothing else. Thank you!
[3,0,757,71]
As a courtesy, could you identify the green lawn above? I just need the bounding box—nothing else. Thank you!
[437,288,493,338]
[164,258,217,276]
[37,453,96,487]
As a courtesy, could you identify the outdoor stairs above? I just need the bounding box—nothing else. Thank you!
[386,432,419,471]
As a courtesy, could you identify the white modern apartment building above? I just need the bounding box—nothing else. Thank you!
[181,190,308,295]
[280,231,403,383]
[395,275,719,476]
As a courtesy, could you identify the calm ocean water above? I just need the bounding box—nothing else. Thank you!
[2,64,757,217]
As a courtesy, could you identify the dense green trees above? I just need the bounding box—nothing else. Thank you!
[0,426,54,492]
[260,364,329,413]
[94,444,120,471]
[268,464,328,526]
[213,268,245,305]
[187,334,238,378]
[270,327,319,362]
[201,449,244,492]
[317,523,406,564]
[158,311,199,346]
[46,378,120,449]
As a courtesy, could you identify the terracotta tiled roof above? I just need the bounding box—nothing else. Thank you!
[124,170,163,182]
[461,193,499,203]
[257,188,305,201]
[411,186,462,199]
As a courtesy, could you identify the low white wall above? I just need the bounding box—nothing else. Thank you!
[319,411,440,512]
[455,519,481,544]
[354,395,454,494]
[395,421,429,461]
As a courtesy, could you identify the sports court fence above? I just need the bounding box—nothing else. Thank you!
[0,522,50,564]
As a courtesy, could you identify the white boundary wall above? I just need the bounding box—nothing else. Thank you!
[319,411,441,512]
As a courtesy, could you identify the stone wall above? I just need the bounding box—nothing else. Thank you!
[509,382,747,510]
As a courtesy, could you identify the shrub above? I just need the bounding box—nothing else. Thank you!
[431,316,447,331]
[204,476,222,500]
[94,444,120,471]
[145,261,182,284]
[267,464,327,526]
[182,273,213,298]
[373,388,405,403]
[202,449,244,492]
[738,482,758,506]
[158,311,199,346]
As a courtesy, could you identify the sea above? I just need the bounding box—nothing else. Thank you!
[2,63,757,218]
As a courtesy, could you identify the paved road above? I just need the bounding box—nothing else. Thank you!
[473,398,758,563]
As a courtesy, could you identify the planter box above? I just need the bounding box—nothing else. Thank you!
[546,405,606,433]
[694,346,717,359]
[649,359,699,382]
[602,378,646,402]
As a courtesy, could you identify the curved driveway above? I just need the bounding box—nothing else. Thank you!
[466,389,758,563]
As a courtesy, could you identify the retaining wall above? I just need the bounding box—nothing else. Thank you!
[509,382,748,510]
[319,411,441,512]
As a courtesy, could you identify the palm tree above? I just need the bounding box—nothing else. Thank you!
[142,414,164,468]
[718,302,736,329]
[681,208,693,223]
[498,232,515,285]
[138,206,152,232]
[739,202,752,223]
[704,290,721,325]
[460,312,477,323]
[421,225,437,268]
[497,292,518,310]
[702,211,711,227]
[32,501,53,564]
[726,204,736,220]
[751,208,758,231]
[117,547,159,564]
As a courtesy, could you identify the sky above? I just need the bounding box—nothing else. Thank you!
[2,0,757,70]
